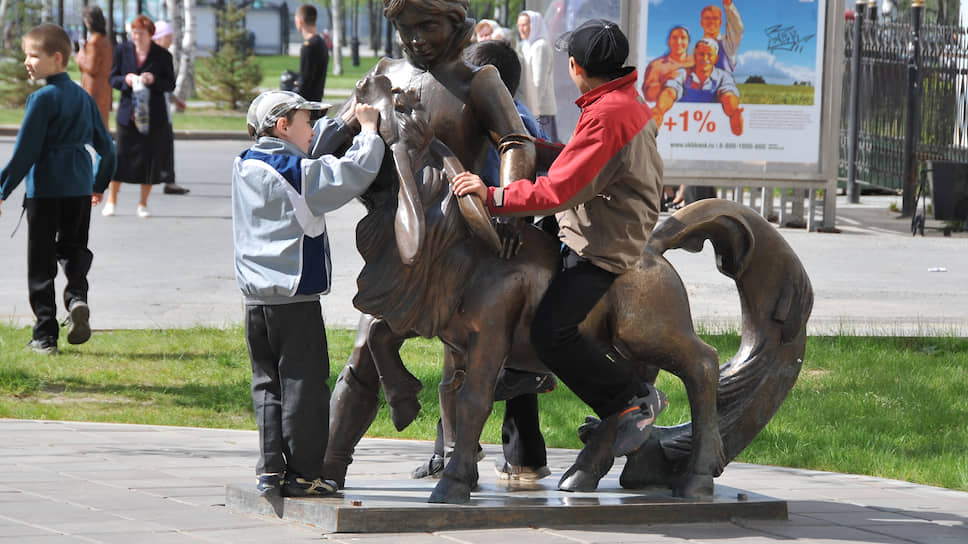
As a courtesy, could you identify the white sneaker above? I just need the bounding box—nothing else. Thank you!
[136,205,151,218]
[101,202,115,217]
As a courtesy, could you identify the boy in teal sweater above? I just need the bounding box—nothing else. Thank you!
[0,24,117,354]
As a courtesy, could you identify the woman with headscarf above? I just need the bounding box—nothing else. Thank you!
[75,5,113,128]
[103,15,175,218]
[516,10,558,141]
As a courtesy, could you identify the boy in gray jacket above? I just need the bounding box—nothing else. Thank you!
[232,90,382,497]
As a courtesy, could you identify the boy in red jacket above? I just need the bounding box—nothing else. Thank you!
[451,19,667,457]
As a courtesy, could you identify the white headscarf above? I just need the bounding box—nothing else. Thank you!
[520,10,548,46]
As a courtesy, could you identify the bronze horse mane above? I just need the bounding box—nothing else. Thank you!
[333,75,814,504]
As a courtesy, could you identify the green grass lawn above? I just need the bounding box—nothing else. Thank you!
[737,83,815,105]
[1,324,965,491]
[0,54,381,131]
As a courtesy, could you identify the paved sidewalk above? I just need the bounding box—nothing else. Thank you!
[1,419,966,543]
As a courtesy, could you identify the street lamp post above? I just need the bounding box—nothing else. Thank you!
[351,0,360,66]
[901,0,925,217]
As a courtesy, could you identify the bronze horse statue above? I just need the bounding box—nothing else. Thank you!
[330,75,813,504]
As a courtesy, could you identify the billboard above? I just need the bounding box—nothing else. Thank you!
[639,0,828,165]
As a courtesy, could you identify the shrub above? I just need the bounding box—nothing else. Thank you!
[194,2,262,110]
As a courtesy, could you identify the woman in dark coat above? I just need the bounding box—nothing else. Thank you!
[103,14,175,218]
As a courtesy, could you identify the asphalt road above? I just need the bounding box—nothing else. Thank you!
[2,137,967,335]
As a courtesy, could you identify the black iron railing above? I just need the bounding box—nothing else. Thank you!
[840,10,968,193]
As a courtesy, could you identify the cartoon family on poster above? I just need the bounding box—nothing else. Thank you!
[642,0,820,139]
[644,0,744,135]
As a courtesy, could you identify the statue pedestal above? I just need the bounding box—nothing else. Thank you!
[226,475,786,533]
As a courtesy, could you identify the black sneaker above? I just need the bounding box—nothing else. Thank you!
[411,453,445,479]
[494,368,558,401]
[256,472,283,497]
[281,476,338,497]
[26,338,57,355]
[411,447,485,479]
[66,301,91,345]
[612,384,668,457]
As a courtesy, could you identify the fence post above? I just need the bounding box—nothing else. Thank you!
[847,0,866,204]
[901,0,925,217]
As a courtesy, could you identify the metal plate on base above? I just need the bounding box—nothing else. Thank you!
[225,475,787,533]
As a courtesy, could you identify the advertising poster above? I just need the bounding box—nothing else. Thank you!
[641,0,827,164]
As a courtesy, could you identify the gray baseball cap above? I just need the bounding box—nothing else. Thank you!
[246,90,330,139]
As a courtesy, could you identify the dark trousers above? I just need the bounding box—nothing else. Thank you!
[530,249,639,420]
[245,301,330,479]
[432,394,547,468]
[24,197,93,342]
[501,393,547,467]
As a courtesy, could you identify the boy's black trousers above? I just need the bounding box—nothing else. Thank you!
[530,248,642,420]
[24,196,93,342]
[245,300,330,480]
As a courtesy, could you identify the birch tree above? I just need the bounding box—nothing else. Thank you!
[331,0,342,75]
[0,0,9,48]
[174,0,196,101]
[167,0,183,69]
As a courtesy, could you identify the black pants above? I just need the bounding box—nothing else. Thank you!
[432,393,547,468]
[246,301,330,479]
[25,197,93,342]
[530,248,640,420]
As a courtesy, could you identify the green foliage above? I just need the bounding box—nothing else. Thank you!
[744,74,766,84]
[195,2,262,110]
[1,325,966,491]
[0,0,47,106]
[0,47,36,107]
[466,1,525,28]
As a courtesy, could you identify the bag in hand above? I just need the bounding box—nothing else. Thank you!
[132,75,150,134]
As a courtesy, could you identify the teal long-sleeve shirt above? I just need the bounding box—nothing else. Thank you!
[0,72,117,200]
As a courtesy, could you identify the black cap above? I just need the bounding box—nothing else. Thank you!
[555,19,629,78]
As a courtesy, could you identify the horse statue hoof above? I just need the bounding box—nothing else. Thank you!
[558,465,605,492]
[428,474,472,504]
[674,474,715,498]
[388,397,421,431]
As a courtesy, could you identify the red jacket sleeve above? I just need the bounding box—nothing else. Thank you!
[486,114,624,216]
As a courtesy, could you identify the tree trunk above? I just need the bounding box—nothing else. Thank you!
[175,0,196,101]
[168,0,183,69]
[331,0,343,75]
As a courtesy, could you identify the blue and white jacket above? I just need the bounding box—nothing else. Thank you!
[232,119,384,306]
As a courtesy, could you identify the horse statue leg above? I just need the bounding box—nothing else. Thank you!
[366,319,423,431]
[429,331,506,504]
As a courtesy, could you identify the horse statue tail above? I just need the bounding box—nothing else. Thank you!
[645,198,814,465]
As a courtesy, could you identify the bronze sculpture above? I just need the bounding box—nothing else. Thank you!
[323,0,813,506]
[326,74,812,505]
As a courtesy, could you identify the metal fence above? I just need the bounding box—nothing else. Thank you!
[840,12,968,191]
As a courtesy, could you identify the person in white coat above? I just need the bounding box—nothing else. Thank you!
[516,10,558,141]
